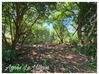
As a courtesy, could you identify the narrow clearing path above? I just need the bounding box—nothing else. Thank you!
[14,44,94,73]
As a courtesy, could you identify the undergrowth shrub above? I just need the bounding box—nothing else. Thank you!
[2,47,17,63]
[76,44,96,58]
[76,43,97,71]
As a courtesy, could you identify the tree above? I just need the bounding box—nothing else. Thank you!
[76,2,97,45]
[2,2,57,49]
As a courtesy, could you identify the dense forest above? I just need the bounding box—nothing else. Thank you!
[2,2,97,73]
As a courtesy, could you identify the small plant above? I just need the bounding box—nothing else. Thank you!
[2,47,17,63]
[43,59,50,66]
[85,59,97,71]
[76,44,96,58]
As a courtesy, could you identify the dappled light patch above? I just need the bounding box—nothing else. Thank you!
[66,54,74,59]
[2,44,95,73]
[65,52,88,64]
[14,44,90,72]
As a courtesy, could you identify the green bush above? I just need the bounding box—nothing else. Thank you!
[88,60,96,70]
[76,44,96,58]
[2,47,17,63]
[85,59,97,71]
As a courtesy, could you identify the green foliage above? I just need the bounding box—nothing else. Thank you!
[23,25,52,44]
[88,59,97,70]
[42,59,51,66]
[2,47,17,63]
[79,57,96,72]
[84,59,97,71]
[69,37,79,46]
[76,44,96,58]
[77,2,96,45]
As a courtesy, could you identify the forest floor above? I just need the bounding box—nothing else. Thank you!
[3,44,96,73]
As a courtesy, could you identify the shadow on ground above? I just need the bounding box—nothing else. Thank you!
[2,44,95,73]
